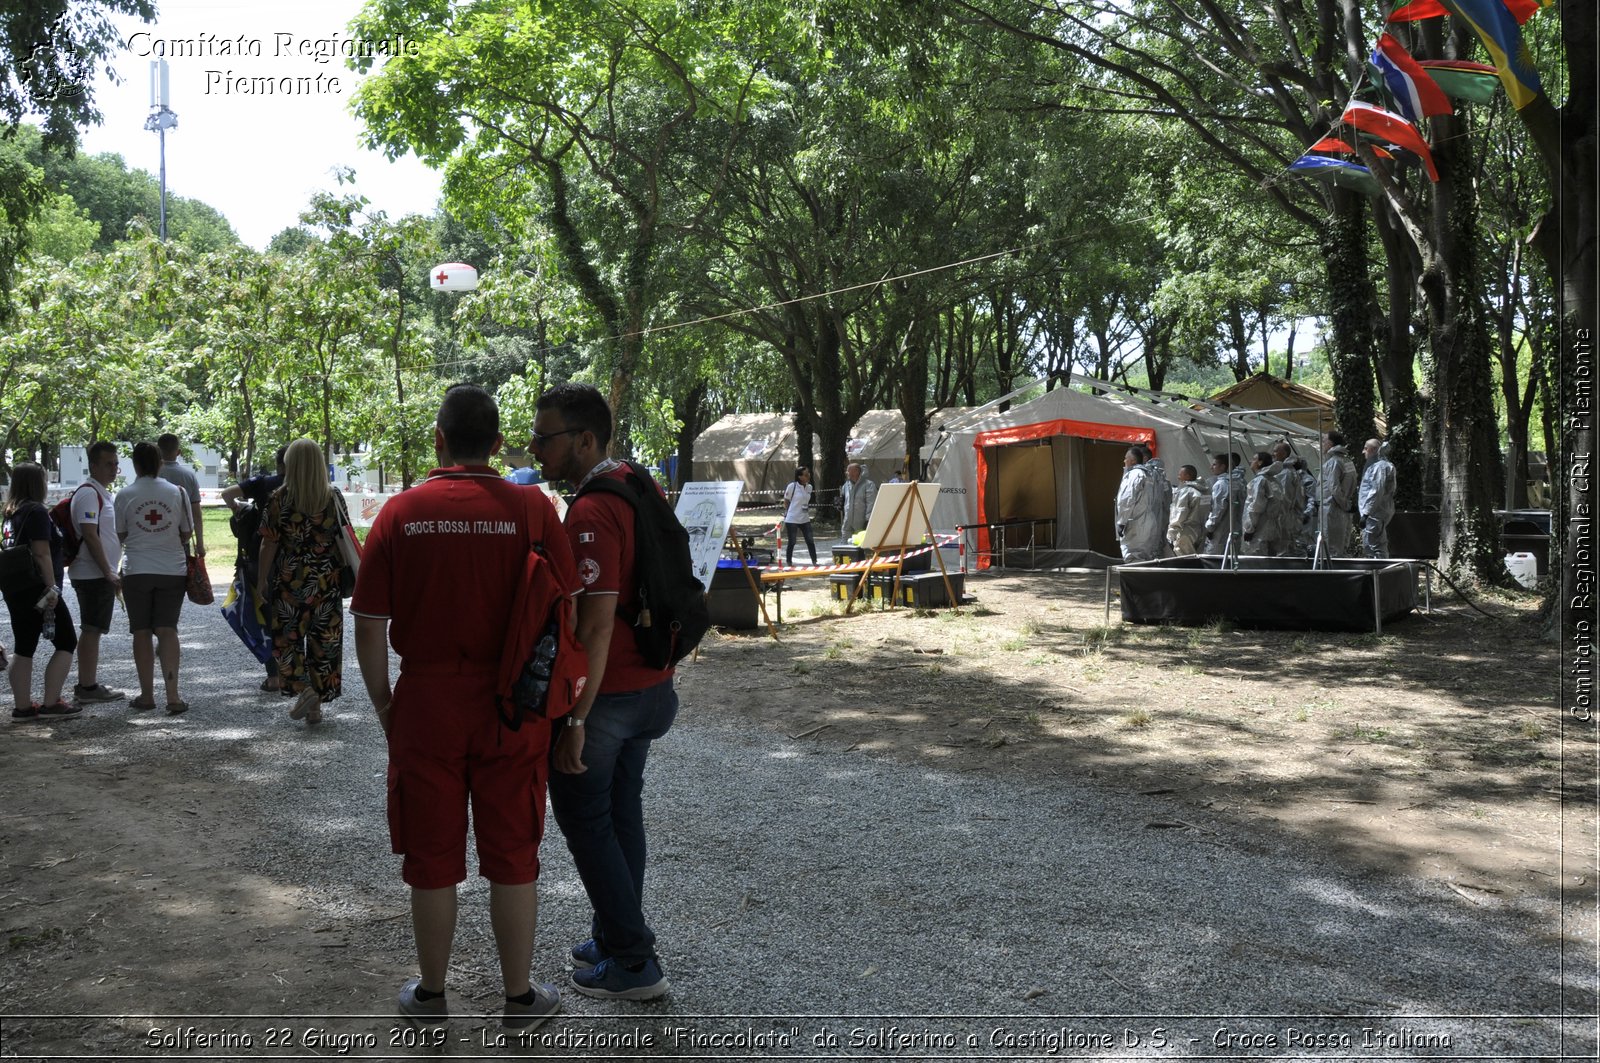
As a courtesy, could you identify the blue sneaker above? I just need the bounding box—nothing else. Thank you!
[570,956,669,1001]
[570,938,604,970]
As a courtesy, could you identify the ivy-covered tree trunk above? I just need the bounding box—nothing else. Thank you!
[1427,118,1505,581]
[1321,192,1380,451]
[1371,206,1427,508]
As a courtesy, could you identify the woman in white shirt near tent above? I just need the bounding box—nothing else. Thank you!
[782,466,818,566]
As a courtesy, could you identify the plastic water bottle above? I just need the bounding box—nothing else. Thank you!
[37,588,57,642]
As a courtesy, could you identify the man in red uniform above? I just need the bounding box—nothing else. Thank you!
[531,382,675,1001]
[353,383,578,1031]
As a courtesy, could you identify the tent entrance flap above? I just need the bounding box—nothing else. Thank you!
[988,440,1057,551]
[973,421,1155,567]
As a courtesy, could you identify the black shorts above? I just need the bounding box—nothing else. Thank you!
[3,591,78,659]
[72,577,116,632]
[123,573,186,632]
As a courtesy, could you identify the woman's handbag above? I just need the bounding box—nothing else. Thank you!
[331,494,361,598]
[0,506,47,596]
[185,552,214,606]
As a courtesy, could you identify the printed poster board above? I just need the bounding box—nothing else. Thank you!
[675,481,743,588]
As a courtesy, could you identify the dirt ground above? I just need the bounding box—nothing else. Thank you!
[711,568,1591,915]
[0,555,1593,1058]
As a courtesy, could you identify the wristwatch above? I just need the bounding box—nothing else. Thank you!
[565,716,585,728]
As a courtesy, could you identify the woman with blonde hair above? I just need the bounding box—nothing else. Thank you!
[257,438,346,725]
[2,463,80,721]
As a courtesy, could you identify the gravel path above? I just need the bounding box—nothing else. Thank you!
[4,591,1594,1059]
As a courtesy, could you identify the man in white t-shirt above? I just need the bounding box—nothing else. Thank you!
[69,441,125,703]
[157,433,205,560]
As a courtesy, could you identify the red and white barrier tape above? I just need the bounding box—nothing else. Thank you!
[761,534,961,575]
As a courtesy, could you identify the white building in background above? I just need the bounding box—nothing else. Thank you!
[58,444,228,489]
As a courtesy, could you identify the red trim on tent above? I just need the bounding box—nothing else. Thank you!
[970,419,1157,569]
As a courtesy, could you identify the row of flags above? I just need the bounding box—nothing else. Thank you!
[1288,0,1548,197]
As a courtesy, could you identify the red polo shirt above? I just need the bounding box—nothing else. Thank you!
[566,465,673,693]
[351,467,577,669]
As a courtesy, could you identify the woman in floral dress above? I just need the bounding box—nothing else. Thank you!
[257,438,345,725]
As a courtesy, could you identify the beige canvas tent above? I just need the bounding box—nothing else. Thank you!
[844,407,983,484]
[691,413,822,497]
[930,376,1316,567]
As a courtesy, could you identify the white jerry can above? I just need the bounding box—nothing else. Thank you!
[1505,551,1538,590]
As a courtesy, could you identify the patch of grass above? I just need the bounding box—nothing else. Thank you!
[969,605,999,617]
[1027,655,1052,667]
[1000,636,1028,652]
[1292,706,1309,723]
[1521,719,1544,740]
[927,663,943,676]
[1337,723,1391,742]
[1081,665,1104,683]
[1182,663,1204,676]
[1123,709,1152,728]
[1019,618,1044,636]
[1347,632,1398,649]
[1290,634,1311,653]
[1079,624,1122,657]
[790,661,811,676]
[1024,711,1042,726]
[913,607,938,619]
[7,927,64,950]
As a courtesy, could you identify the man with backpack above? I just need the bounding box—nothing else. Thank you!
[531,382,688,1002]
[352,384,578,1031]
[65,441,124,703]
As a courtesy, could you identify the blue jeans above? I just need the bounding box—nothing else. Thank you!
[549,678,678,964]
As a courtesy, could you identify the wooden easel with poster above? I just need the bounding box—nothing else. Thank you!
[844,481,961,615]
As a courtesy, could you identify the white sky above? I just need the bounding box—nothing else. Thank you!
[74,0,444,249]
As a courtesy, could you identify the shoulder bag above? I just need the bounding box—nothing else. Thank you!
[0,503,46,597]
[330,493,361,598]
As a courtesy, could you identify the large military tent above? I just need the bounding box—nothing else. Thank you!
[845,407,983,484]
[929,377,1316,567]
[691,413,820,498]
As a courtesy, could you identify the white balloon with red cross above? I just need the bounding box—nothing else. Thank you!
[428,262,480,291]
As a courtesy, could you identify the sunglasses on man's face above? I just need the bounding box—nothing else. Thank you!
[529,427,582,448]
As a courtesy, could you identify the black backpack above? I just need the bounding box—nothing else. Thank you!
[575,461,710,669]
[230,503,265,565]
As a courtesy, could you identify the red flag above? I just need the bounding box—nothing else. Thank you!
[1388,0,1544,24]
[1310,137,1395,160]
[1340,102,1439,181]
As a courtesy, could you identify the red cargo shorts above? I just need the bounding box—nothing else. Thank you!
[384,670,552,889]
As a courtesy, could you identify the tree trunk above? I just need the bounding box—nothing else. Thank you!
[1427,113,1505,581]
[1321,192,1380,450]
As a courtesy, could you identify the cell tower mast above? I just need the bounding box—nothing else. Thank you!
[144,60,177,241]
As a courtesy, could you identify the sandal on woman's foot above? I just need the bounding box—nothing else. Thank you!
[130,696,157,711]
[289,688,318,721]
[165,701,189,716]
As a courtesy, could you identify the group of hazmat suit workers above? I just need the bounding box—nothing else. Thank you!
[1114,434,1396,562]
